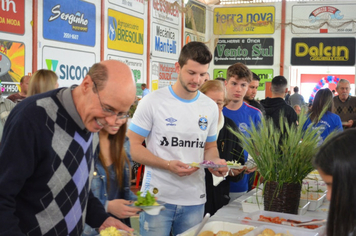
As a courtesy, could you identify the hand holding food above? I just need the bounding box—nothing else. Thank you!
[134,191,158,206]
[107,199,141,219]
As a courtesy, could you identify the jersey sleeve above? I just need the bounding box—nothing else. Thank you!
[206,103,219,142]
[128,97,153,138]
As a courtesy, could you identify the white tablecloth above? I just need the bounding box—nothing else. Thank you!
[210,188,329,223]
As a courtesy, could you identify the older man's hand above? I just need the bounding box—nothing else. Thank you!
[99,217,133,232]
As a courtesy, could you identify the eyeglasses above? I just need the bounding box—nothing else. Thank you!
[92,80,130,120]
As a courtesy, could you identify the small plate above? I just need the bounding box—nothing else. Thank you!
[227,165,245,170]
[132,201,166,215]
[199,163,227,169]
[136,204,165,215]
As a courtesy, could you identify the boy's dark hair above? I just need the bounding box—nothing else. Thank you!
[178,42,212,67]
[226,63,252,83]
[271,76,287,94]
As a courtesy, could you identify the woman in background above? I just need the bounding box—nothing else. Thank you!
[314,129,356,236]
[199,80,246,215]
[83,113,141,235]
[27,69,59,96]
[303,88,342,145]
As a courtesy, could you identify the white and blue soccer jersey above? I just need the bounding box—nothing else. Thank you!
[129,86,219,205]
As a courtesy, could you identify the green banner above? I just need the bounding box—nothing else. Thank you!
[213,68,274,91]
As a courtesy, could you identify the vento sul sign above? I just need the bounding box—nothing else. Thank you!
[107,9,144,54]
[214,6,275,35]
[291,37,355,66]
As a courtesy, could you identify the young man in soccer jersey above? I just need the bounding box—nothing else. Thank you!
[127,42,228,236]
[223,63,261,202]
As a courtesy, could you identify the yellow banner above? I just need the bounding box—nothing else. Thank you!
[107,9,144,54]
[213,6,275,35]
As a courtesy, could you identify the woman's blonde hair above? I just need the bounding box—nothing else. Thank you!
[199,80,227,105]
[27,69,58,96]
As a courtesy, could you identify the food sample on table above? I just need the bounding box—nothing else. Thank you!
[246,215,321,230]
[198,227,254,236]
[232,227,255,236]
[257,228,293,236]
[100,226,124,236]
[134,190,158,206]
[257,215,287,224]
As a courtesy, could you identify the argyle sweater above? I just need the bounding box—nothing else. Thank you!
[0,89,108,236]
[333,95,356,127]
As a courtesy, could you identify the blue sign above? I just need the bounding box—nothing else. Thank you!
[43,0,96,46]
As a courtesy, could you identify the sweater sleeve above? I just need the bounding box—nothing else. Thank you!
[85,190,110,228]
[0,109,36,236]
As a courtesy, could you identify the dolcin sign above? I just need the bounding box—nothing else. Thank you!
[291,37,355,66]
[0,52,11,77]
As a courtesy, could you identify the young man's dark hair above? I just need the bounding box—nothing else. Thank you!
[294,86,299,93]
[226,63,252,83]
[178,42,212,67]
[141,83,147,88]
[271,76,288,94]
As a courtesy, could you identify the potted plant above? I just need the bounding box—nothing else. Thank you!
[229,110,332,214]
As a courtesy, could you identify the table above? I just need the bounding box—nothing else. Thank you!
[210,188,329,223]
[178,188,329,235]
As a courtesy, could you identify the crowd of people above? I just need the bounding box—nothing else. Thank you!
[0,42,355,236]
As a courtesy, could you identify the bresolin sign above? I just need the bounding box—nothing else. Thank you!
[42,46,96,88]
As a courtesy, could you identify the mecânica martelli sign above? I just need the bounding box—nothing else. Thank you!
[214,38,274,65]
[291,37,355,66]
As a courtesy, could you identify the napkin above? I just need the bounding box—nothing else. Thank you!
[212,172,229,186]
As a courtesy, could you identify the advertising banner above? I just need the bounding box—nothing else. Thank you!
[0,0,25,35]
[214,38,274,65]
[184,30,205,45]
[185,1,206,34]
[107,54,144,96]
[151,61,177,90]
[107,9,144,54]
[43,0,96,46]
[0,40,25,96]
[152,0,179,25]
[213,68,273,91]
[213,6,275,35]
[152,23,179,60]
[292,4,356,34]
[291,37,355,66]
[42,46,96,88]
[109,0,145,14]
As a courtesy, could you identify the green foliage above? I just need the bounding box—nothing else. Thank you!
[228,107,335,188]
[134,190,156,206]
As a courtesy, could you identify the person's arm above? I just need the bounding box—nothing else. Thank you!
[127,130,198,177]
[85,190,110,228]
[0,111,35,236]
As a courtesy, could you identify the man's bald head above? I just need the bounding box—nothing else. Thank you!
[73,60,136,132]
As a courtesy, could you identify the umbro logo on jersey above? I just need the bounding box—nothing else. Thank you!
[159,137,205,148]
[165,117,177,126]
